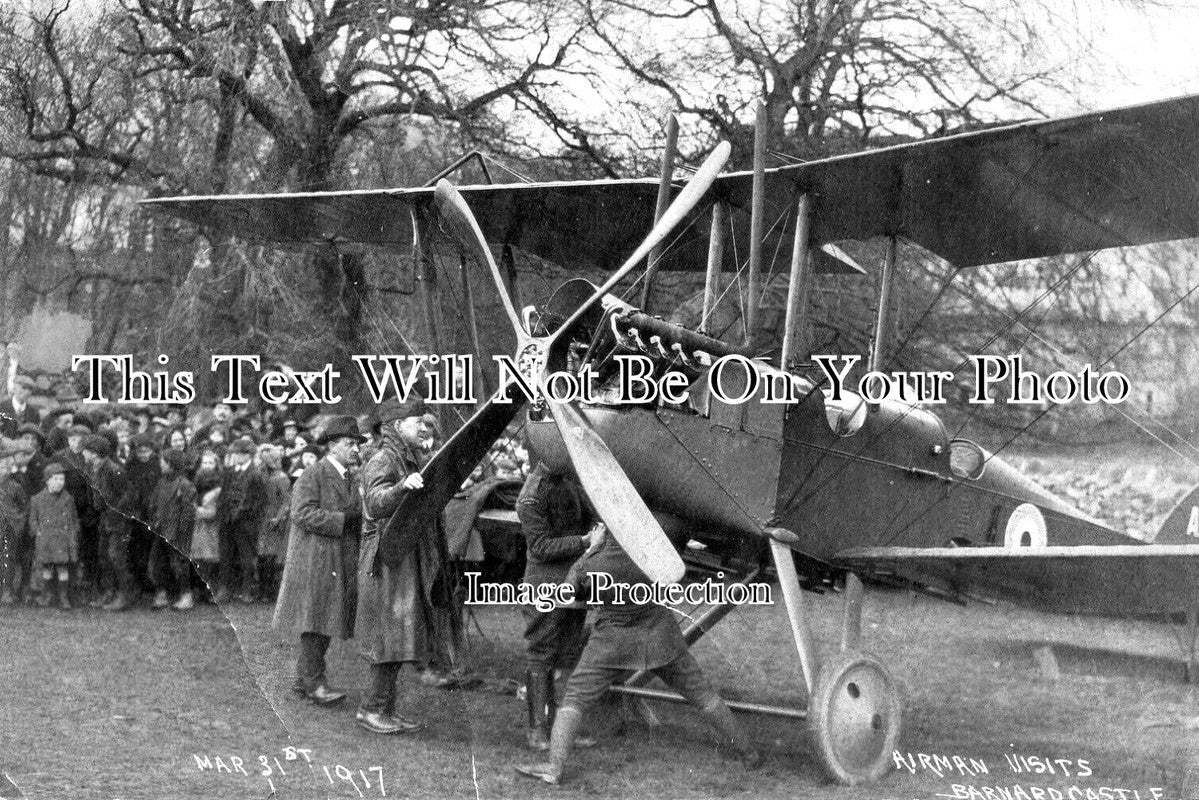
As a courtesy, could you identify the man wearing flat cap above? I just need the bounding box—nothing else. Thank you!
[1,375,39,439]
[215,436,267,603]
[354,395,448,735]
[273,415,365,708]
[44,407,75,454]
[16,423,49,494]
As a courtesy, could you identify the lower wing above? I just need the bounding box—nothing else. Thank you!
[834,544,1199,615]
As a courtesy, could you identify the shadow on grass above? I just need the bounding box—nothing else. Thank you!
[989,638,1186,683]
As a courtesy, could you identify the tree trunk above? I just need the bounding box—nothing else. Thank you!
[298,122,365,403]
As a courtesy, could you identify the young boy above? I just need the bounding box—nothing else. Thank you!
[29,462,79,610]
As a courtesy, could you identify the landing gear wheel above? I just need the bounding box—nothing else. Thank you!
[807,650,901,785]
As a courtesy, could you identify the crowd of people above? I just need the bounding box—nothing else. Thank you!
[0,373,376,612]
[1,373,759,785]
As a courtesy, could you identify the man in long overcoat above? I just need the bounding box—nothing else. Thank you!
[273,415,365,707]
[354,396,449,735]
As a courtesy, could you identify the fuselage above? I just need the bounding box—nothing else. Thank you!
[527,363,1136,569]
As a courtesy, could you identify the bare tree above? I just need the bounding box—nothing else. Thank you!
[576,0,1070,166]
[0,0,590,386]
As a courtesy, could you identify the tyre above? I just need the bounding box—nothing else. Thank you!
[807,649,901,785]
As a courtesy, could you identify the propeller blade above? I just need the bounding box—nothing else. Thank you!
[549,141,732,347]
[548,401,686,585]
[432,179,524,334]
[380,380,526,567]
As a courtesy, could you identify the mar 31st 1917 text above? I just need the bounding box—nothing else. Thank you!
[191,746,386,797]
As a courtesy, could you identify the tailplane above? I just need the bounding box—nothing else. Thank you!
[1154,484,1199,544]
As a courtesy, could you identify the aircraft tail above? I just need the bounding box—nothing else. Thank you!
[1153,484,1199,544]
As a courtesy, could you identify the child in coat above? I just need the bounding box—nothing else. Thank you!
[29,462,79,609]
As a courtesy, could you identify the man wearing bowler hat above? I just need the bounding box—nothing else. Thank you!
[273,415,365,707]
[354,395,451,735]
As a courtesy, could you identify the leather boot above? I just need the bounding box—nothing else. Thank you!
[357,662,420,733]
[515,706,583,785]
[699,698,762,769]
[524,670,551,750]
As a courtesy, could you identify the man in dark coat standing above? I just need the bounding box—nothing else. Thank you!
[272,415,365,707]
[148,448,197,609]
[80,435,132,609]
[215,436,267,603]
[354,396,447,735]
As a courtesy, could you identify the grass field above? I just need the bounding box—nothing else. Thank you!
[2,583,1197,800]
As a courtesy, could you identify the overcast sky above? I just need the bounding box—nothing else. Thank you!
[57,0,1199,116]
[1072,0,1199,110]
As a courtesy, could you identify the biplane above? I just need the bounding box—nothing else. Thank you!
[144,93,1199,785]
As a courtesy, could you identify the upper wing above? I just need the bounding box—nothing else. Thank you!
[766,93,1199,267]
[835,544,1199,615]
[143,93,1199,271]
[142,178,864,276]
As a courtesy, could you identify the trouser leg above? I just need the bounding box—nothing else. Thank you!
[295,632,331,693]
[0,525,16,598]
[147,538,169,591]
[95,526,112,596]
[217,524,235,596]
[235,522,258,598]
[107,524,135,596]
[359,662,401,715]
[170,549,192,588]
[56,566,72,609]
[77,518,98,593]
[16,533,34,597]
[656,651,760,766]
[130,521,154,594]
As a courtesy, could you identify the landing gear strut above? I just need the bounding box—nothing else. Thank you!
[608,543,903,785]
[769,542,901,784]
